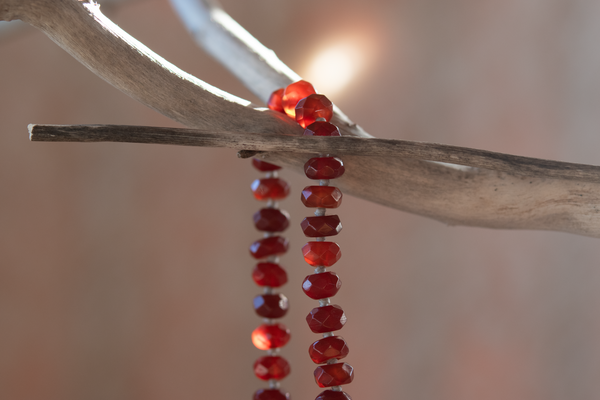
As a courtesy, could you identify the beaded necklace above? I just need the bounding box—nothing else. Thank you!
[249,81,353,400]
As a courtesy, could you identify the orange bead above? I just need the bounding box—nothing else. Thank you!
[267,88,285,113]
[295,94,333,128]
[282,80,316,118]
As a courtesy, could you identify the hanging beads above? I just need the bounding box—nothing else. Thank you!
[250,158,292,400]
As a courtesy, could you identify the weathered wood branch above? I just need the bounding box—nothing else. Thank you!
[30,124,600,183]
[3,0,600,237]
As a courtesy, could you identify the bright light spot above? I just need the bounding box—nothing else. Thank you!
[304,44,363,96]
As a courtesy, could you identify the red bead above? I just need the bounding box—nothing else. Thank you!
[314,363,354,387]
[295,94,333,128]
[301,215,342,237]
[254,356,291,380]
[303,121,340,137]
[252,323,291,350]
[250,236,289,259]
[302,242,341,267]
[253,294,289,318]
[252,263,288,287]
[301,186,343,208]
[304,157,345,180]
[309,336,349,364]
[282,80,316,118]
[302,272,342,300]
[254,389,290,400]
[252,178,290,201]
[267,88,285,113]
[315,390,352,400]
[254,208,290,232]
[306,304,346,333]
[253,158,281,171]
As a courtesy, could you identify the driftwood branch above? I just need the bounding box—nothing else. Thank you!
[30,124,600,183]
[3,0,600,237]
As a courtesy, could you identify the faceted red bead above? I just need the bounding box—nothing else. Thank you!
[295,94,333,128]
[309,336,349,364]
[253,294,289,318]
[252,263,288,287]
[301,215,342,238]
[302,272,342,300]
[254,208,290,232]
[253,158,281,171]
[254,389,290,400]
[306,304,346,333]
[282,80,316,118]
[267,88,285,113]
[314,363,354,387]
[302,242,341,267]
[252,323,291,350]
[250,236,289,259]
[304,157,345,180]
[254,356,291,380]
[301,186,343,208]
[315,390,352,400]
[252,178,291,201]
[303,121,340,137]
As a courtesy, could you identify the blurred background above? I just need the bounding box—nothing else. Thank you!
[1,0,600,399]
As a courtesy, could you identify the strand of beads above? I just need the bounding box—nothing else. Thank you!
[268,81,354,400]
[250,159,292,400]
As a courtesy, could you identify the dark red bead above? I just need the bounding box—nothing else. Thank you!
[306,304,346,333]
[252,323,291,350]
[303,121,340,137]
[253,158,281,171]
[253,294,289,318]
[304,157,345,180]
[301,215,342,237]
[267,88,285,113]
[301,186,343,208]
[254,389,290,400]
[252,263,288,287]
[295,95,333,128]
[309,336,349,364]
[302,272,342,300]
[250,236,289,259]
[302,242,341,267]
[282,80,316,118]
[254,208,290,232]
[314,363,354,387]
[315,390,352,400]
[251,178,290,201]
[254,356,291,380]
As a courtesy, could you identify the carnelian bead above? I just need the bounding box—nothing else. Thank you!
[253,294,289,318]
[301,186,343,208]
[251,178,290,200]
[302,242,341,267]
[254,208,290,232]
[306,304,346,333]
[301,215,342,237]
[295,94,333,128]
[303,121,341,137]
[304,157,345,180]
[282,80,316,118]
[254,356,291,380]
[254,389,290,400]
[309,336,349,364]
[267,88,285,113]
[250,236,289,259]
[315,390,352,400]
[302,272,342,300]
[252,158,281,171]
[314,363,354,387]
[252,263,288,287]
[252,323,291,350]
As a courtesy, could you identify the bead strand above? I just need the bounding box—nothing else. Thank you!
[250,158,292,400]
[269,81,354,400]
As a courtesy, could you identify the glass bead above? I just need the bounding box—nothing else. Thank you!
[304,157,345,180]
[314,363,354,387]
[251,178,290,201]
[254,356,291,380]
[252,263,288,287]
[302,241,341,267]
[252,323,291,350]
[295,94,333,129]
[309,336,349,364]
[267,88,285,113]
[252,158,281,171]
[254,389,291,400]
[302,272,342,300]
[301,186,343,208]
[315,390,352,400]
[301,215,342,237]
[253,294,289,318]
[254,208,290,232]
[250,236,289,259]
[306,304,346,333]
[282,80,316,118]
[303,121,340,137]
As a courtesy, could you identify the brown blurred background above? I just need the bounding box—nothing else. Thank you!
[1,0,600,399]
